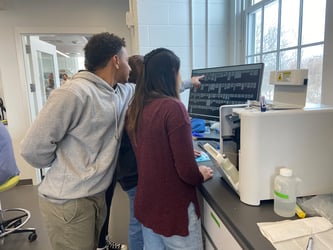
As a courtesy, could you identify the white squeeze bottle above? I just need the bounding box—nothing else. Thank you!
[274,168,297,217]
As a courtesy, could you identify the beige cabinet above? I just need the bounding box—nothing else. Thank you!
[202,199,242,250]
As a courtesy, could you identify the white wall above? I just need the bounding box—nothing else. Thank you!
[137,0,192,77]
[0,0,130,183]
[136,0,231,77]
[136,0,231,107]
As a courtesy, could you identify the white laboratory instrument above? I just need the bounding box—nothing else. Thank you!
[269,69,308,108]
[219,105,333,206]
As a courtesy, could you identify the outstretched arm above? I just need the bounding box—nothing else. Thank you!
[179,75,204,92]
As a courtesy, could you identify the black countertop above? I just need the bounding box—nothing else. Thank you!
[196,143,291,250]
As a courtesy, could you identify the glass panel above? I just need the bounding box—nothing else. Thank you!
[36,51,56,105]
[261,52,277,100]
[246,0,325,106]
[254,55,261,63]
[263,1,278,52]
[280,0,299,49]
[246,55,261,64]
[302,0,326,45]
[247,9,262,55]
[246,56,254,64]
[301,45,324,104]
[279,49,297,70]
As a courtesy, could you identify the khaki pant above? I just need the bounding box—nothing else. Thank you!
[39,192,106,250]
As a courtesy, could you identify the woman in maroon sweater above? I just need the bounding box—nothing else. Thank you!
[126,48,213,249]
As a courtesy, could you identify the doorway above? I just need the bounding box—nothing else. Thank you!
[22,34,89,120]
[21,33,90,181]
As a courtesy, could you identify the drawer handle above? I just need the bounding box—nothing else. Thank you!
[210,212,220,228]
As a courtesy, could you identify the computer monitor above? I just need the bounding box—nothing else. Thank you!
[188,63,264,121]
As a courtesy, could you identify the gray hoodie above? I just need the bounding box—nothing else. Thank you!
[20,71,135,202]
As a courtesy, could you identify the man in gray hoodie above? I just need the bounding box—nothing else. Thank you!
[20,32,135,250]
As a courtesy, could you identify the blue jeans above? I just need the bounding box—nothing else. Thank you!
[126,187,144,250]
[142,202,203,250]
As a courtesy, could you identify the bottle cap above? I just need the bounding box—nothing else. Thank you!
[280,168,292,177]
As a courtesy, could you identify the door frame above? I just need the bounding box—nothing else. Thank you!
[27,36,60,120]
[14,26,105,183]
[15,26,105,124]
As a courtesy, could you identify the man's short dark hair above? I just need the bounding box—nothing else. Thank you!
[84,32,126,72]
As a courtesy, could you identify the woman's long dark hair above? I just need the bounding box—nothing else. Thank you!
[127,48,180,144]
[128,55,144,84]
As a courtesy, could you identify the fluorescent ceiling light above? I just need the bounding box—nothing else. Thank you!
[56,50,70,58]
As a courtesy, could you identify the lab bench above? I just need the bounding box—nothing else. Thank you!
[196,154,286,249]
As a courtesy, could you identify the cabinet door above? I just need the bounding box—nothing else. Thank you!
[203,228,218,250]
[203,199,242,250]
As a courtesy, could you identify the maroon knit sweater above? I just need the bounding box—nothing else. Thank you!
[128,97,204,237]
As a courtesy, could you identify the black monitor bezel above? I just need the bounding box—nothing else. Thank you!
[188,63,264,121]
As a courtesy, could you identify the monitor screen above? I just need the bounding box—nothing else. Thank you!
[188,63,264,121]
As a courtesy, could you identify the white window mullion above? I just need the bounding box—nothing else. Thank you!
[297,0,304,68]
[276,0,282,70]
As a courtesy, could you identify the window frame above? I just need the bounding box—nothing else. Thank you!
[243,0,326,103]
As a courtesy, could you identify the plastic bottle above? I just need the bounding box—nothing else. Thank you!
[273,168,297,217]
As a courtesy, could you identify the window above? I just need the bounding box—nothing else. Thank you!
[245,0,326,103]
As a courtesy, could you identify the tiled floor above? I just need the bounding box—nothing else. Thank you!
[0,183,130,250]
